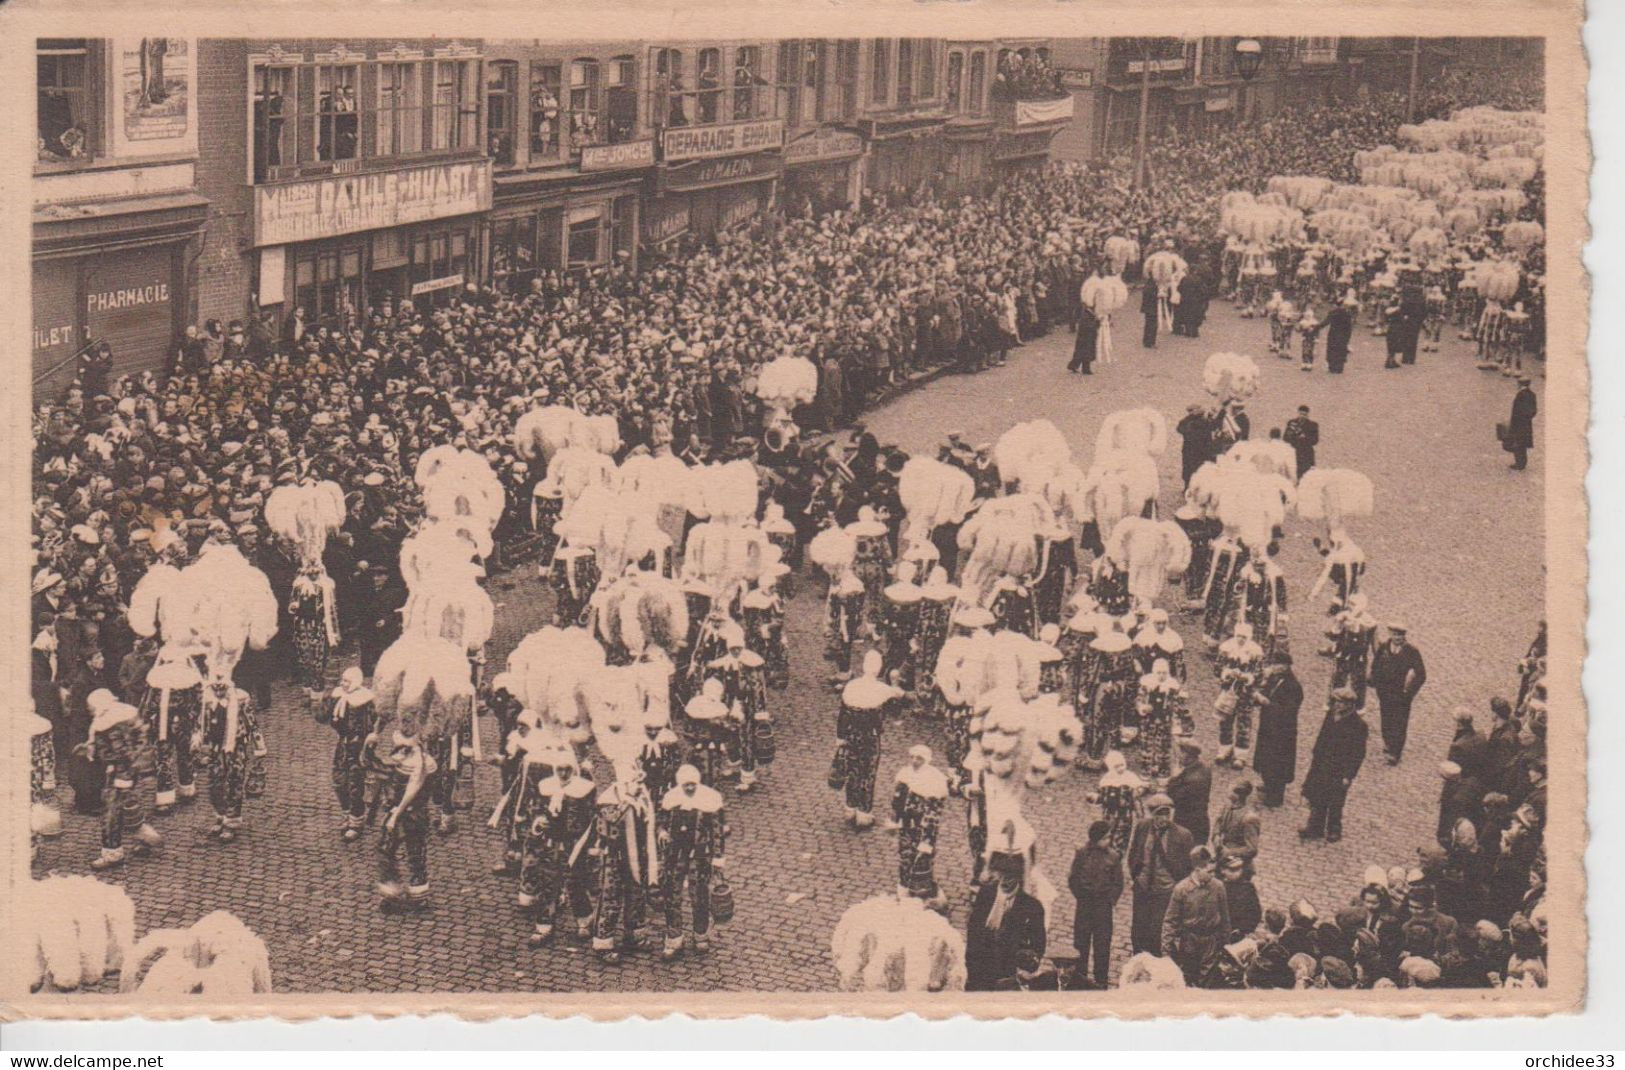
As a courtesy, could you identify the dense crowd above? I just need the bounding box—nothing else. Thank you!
[28,64,1549,992]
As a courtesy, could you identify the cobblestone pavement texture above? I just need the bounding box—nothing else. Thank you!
[31,302,1545,993]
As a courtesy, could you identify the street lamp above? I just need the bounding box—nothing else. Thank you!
[1234,38,1264,81]
[1234,37,1264,122]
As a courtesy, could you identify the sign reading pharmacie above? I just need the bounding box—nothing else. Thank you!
[783,126,865,165]
[579,139,656,173]
[255,159,492,246]
[660,151,783,193]
[661,119,785,163]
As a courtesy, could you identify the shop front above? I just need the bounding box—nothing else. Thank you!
[648,118,784,246]
[251,158,493,326]
[941,116,994,194]
[992,126,1062,176]
[487,139,652,291]
[862,115,948,198]
[780,126,865,215]
[651,147,782,244]
[33,192,207,395]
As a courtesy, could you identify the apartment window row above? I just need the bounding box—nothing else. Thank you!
[253,57,482,181]
[771,39,860,127]
[1295,36,1340,64]
[1200,37,1237,79]
[870,38,943,110]
[653,45,783,128]
[494,56,637,166]
[945,47,990,116]
[37,39,100,164]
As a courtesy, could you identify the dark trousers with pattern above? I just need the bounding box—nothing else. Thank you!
[899,820,940,898]
[945,704,972,790]
[208,745,247,822]
[293,618,331,691]
[1140,713,1173,777]
[332,740,367,821]
[593,857,647,946]
[1218,699,1254,752]
[844,735,881,813]
[377,796,431,892]
[523,847,593,930]
[662,850,713,937]
[101,779,146,850]
[152,712,197,802]
[428,739,458,815]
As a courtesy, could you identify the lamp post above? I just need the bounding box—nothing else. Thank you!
[1132,37,1155,189]
[1234,37,1264,122]
[1406,36,1422,123]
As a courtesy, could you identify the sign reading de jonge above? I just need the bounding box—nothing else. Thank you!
[661,119,785,162]
[579,139,656,173]
[255,160,492,246]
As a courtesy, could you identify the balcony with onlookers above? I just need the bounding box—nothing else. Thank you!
[990,47,1072,130]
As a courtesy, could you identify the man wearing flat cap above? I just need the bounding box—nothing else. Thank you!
[1128,791,1195,955]
[1300,686,1369,844]
[1370,623,1427,764]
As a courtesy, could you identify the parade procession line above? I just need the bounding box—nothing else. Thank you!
[28,302,1541,994]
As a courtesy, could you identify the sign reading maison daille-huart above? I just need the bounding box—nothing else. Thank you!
[255,160,492,246]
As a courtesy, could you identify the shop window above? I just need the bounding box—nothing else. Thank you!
[946,50,964,114]
[896,39,913,107]
[836,40,859,119]
[485,61,517,165]
[802,41,824,124]
[253,64,292,180]
[372,229,408,270]
[294,242,363,327]
[567,206,604,268]
[491,216,536,283]
[919,40,936,100]
[316,64,359,162]
[431,59,479,151]
[696,48,721,125]
[606,54,637,143]
[530,62,563,159]
[732,46,760,120]
[38,39,97,164]
[611,196,636,263]
[654,47,687,129]
[871,39,890,104]
[375,61,422,158]
[569,58,602,149]
[969,51,987,116]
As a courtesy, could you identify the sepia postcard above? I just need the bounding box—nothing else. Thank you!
[0,0,1589,1022]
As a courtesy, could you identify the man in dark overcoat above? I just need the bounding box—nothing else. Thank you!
[1299,687,1369,844]
[1508,375,1537,471]
[1252,655,1303,808]
[965,851,1047,991]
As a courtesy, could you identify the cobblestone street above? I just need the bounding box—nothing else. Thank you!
[31,300,1544,994]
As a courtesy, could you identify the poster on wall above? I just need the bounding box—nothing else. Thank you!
[122,38,190,141]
